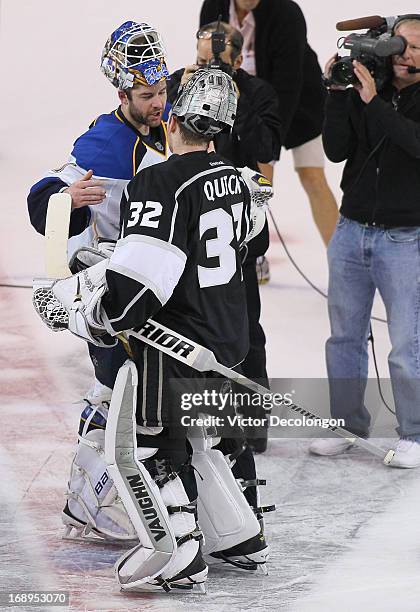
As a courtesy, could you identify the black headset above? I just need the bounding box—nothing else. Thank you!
[392,14,420,33]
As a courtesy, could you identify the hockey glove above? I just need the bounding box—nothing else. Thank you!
[69,238,117,273]
[33,259,117,348]
[238,167,273,210]
[238,167,273,244]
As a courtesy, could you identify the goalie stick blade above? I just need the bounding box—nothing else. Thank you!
[383,449,396,465]
[45,192,72,279]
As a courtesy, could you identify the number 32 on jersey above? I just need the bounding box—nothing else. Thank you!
[127,201,163,229]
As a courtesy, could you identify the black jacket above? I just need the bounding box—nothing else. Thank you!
[168,68,282,167]
[323,83,420,227]
[200,0,325,149]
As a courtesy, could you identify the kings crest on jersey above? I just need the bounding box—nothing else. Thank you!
[29,109,168,257]
[100,151,251,368]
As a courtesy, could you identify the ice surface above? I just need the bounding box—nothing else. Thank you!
[2,1,420,610]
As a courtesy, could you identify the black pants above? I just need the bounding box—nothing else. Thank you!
[131,341,259,509]
[242,257,269,388]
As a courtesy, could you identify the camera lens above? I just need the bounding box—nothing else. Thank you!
[330,58,356,86]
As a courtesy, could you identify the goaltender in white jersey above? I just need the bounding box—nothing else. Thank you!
[27,21,171,426]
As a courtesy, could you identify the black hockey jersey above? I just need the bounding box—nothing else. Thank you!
[101,151,251,368]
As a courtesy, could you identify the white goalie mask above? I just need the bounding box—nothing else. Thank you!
[172,68,237,136]
[101,21,169,89]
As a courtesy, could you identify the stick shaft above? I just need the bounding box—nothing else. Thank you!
[127,323,388,460]
[45,193,72,278]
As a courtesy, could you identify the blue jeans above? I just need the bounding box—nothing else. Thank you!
[326,216,420,438]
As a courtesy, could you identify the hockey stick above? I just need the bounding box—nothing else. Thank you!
[45,192,72,278]
[39,195,394,464]
[125,321,395,464]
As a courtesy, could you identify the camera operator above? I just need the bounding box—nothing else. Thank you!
[167,21,282,453]
[310,16,420,467]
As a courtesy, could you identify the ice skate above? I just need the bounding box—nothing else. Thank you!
[209,531,269,574]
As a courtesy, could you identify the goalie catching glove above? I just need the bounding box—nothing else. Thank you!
[33,259,115,347]
[238,167,273,244]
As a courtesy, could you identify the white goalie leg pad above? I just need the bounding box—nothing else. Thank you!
[105,361,206,591]
[63,427,137,542]
[153,472,201,585]
[104,361,176,589]
[116,467,205,592]
[189,433,261,555]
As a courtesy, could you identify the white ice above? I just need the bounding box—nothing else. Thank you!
[1,1,420,610]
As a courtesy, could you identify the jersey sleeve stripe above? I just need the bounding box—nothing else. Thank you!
[117,233,187,260]
[41,160,86,185]
[109,235,187,304]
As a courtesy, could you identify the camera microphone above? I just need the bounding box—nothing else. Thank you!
[407,66,420,73]
[336,16,385,31]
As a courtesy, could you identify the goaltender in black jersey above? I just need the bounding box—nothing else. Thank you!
[102,150,252,369]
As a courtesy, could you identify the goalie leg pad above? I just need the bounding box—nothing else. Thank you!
[105,361,207,592]
[63,427,137,542]
[115,459,206,592]
[189,435,261,555]
[85,377,113,405]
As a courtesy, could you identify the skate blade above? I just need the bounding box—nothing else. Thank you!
[121,580,207,594]
[62,522,136,546]
[258,563,268,576]
[62,524,109,544]
[206,554,268,573]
